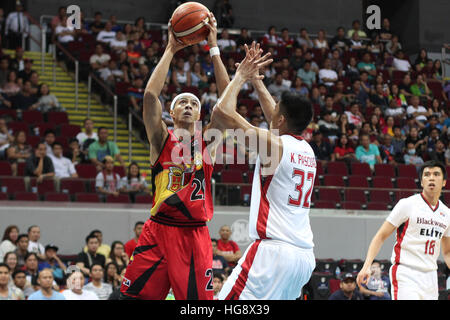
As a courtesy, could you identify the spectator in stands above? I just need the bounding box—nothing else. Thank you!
[217,29,236,52]
[11,80,38,110]
[2,70,21,97]
[65,138,85,165]
[268,73,290,100]
[24,142,55,183]
[96,21,116,45]
[89,11,105,36]
[211,238,230,276]
[26,226,43,262]
[28,72,40,96]
[38,244,66,286]
[12,269,34,298]
[429,139,446,163]
[356,133,382,170]
[172,58,191,90]
[347,19,367,38]
[379,134,397,165]
[55,16,75,46]
[262,25,281,47]
[5,1,29,50]
[357,52,377,79]
[397,74,413,99]
[190,62,208,89]
[296,28,313,51]
[329,273,363,300]
[49,142,78,178]
[385,34,402,55]
[17,58,33,82]
[119,162,148,201]
[133,17,146,36]
[330,26,350,53]
[90,43,111,72]
[388,83,408,108]
[63,271,99,300]
[110,30,127,55]
[313,29,329,53]
[124,221,144,259]
[392,50,411,72]
[367,34,383,55]
[23,252,39,289]
[76,234,106,278]
[88,127,125,171]
[310,130,333,162]
[0,57,10,89]
[50,6,66,32]
[371,84,390,111]
[329,49,344,77]
[432,60,443,82]
[83,264,112,300]
[216,225,242,269]
[37,83,62,113]
[391,125,405,154]
[213,272,224,300]
[236,27,253,51]
[42,129,55,156]
[13,234,28,266]
[104,262,121,289]
[0,263,24,300]
[128,76,145,112]
[76,118,98,152]
[349,31,366,52]
[0,118,13,158]
[201,54,214,79]
[290,77,309,97]
[297,60,316,89]
[28,268,65,300]
[414,48,428,68]
[378,18,393,40]
[319,58,338,88]
[4,252,18,276]
[95,155,121,199]
[6,130,31,176]
[345,102,364,128]
[105,241,128,273]
[403,141,424,168]
[331,134,356,163]
[410,74,432,102]
[407,95,429,124]
[200,82,218,113]
[84,230,110,258]
[10,47,25,72]
[318,110,340,143]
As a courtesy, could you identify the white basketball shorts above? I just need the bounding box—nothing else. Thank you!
[389,263,438,300]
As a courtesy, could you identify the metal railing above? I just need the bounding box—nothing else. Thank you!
[53,41,79,110]
[127,107,147,163]
[87,72,118,143]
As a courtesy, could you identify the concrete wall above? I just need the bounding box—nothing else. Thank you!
[0,202,399,260]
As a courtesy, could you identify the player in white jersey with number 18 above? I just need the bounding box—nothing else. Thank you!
[357,160,450,300]
[211,42,316,300]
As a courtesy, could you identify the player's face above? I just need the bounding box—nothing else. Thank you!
[421,167,446,193]
[171,97,200,124]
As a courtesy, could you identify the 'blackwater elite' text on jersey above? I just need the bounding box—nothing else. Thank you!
[248,134,316,249]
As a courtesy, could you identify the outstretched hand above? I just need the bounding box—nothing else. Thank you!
[203,12,218,48]
[236,42,272,82]
[166,21,190,54]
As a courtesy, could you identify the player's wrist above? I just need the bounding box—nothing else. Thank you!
[209,46,220,57]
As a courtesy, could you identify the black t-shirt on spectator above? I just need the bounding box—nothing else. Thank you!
[11,93,37,110]
[25,154,55,176]
[76,251,106,270]
[310,141,333,161]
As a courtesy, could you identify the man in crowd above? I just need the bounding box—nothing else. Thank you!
[83,264,113,300]
[14,234,29,266]
[88,127,125,172]
[329,273,364,300]
[76,235,106,278]
[124,221,144,258]
[25,142,55,183]
[216,225,242,269]
[27,268,65,300]
[49,142,78,178]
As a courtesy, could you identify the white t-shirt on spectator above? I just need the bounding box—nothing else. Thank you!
[345,111,363,127]
[49,154,77,178]
[319,68,338,87]
[83,282,113,300]
[96,171,121,192]
[393,57,411,72]
[217,38,236,51]
[62,289,99,300]
[28,241,45,256]
[89,53,111,66]
[110,39,127,51]
[55,25,74,43]
[406,105,428,122]
[76,132,98,149]
[96,31,116,44]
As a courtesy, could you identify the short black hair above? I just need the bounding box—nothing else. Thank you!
[98,126,107,133]
[17,234,28,242]
[134,221,144,229]
[44,129,56,136]
[278,91,313,135]
[85,234,99,244]
[12,269,26,278]
[25,252,38,261]
[90,263,104,272]
[0,263,10,272]
[419,160,447,182]
[52,142,63,149]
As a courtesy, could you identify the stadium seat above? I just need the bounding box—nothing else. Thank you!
[316,161,324,176]
[397,164,418,178]
[135,194,153,204]
[221,170,244,183]
[54,136,69,150]
[75,193,101,203]
[34,123,55,137]
[341,201,363,210]
[30,178,56,194]
[17,163,26,176]
[45,192,70,202]
[75,164,97,179]
[106,194,131,203]
[314,259,338,274]
[351,162,372,176]
[372,177,394,189]
[114,166,126,177]
[366,202,389,210]
[0,109,17,120]
[329,279,341,294]
[326,162,348,176]
[308,272,334,300]
[8,121,30,135]
[213,163,225,173]
[347,176,369,189]
[395,190,416,203]
[60,124,81,137]
[0,192,8,200]
[341,259,364,273]
[313,201,336,209]
[22,110,43,124]
[318,188,341,202]
[396,177,418,189]
[60,178,87,194]
[0,177,26,194]
[374,164,396,177]
[323,175,345,187]
[14,192,39,201]
[227,163,250,173]
[344,189,366,203]
[26,135,40,148]
[0,161,12,176]
[427,81,443,98]
[47,111,69,124]
[370,190,392,203]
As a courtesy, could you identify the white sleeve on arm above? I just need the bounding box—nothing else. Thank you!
[386,199,409,227]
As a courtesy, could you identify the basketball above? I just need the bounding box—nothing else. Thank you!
[170,2,210,45]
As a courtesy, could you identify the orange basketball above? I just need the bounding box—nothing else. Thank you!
[170,2,210,45]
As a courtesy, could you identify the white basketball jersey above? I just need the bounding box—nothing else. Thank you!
[386,193,450,272]
[248,134,316,249]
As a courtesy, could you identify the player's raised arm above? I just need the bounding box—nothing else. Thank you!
[143,25,188,164]
[441,235,450,269]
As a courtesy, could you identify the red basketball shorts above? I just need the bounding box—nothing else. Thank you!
[120,219,213,300]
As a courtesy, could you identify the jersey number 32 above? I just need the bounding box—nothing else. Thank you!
[288,168,315,208]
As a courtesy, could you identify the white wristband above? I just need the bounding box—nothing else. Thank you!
[209,46,220,57]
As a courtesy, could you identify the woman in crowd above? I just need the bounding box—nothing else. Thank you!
[0,226,19,262]
[105,241,129,273]
[104,262,121,290]
[37,83,62,113]
[6,130,32,176]
[331,134,356,163]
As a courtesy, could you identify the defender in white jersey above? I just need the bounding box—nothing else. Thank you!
[211,42,316,300]
[357,161,450,300]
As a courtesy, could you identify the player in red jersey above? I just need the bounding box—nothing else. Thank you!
[120,13,230,300]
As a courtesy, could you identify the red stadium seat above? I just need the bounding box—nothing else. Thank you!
[54,136,69,150]
[0,192,8,200]
[221,170,244,183]
[75,164,97,179]
[135,194,153,204]
[372,177,393,189]
[347,176,369,188]
[0,109,17,120]
[22,110,43,124]
[45,192,70,202]
[427,81,443,99]
[370,190,392,203]
[247,171,254,184]
[396,177,418,189]
[60,124,81,138]
[329,279,341,294]
[341,201,363,210]
[17,162,26,176]
[313,201,336,209]
[75,193,101,203]
[114,166,126,177]
[318,188,341,202]
[34,122,56,137]
[14,192,39,201]
[366,202,389,210]
[392,70,407,80]
[326,162,348,176]
[106,194,131,203]
[323,175,345,187]
[60,178,86,194]
[316,161,324,176]
[394,190,416,204]
[213,163,225,173]
[26,135,41,148]
[47,112,69,124]
[344,189,366,203]
[227,163,250,173]
[115,82,131,95]
[0,177,26,194]
[351,162,372,176]
[30,178,56,194]
[397,164,418,178]
[374,164,395,177]
[0,161,12,176]
[8,121,30,134]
